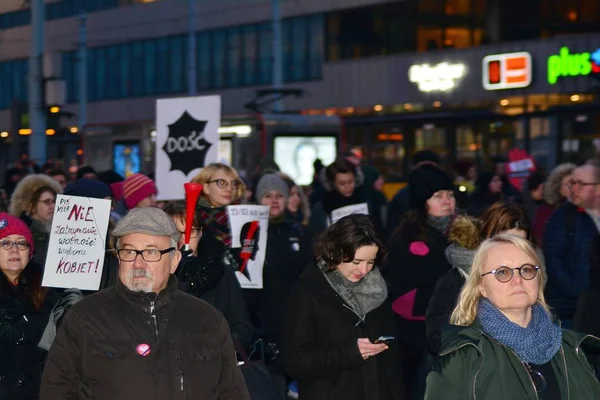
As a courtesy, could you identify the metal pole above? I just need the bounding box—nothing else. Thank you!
[188,0,197,96]
[78,11,87,133]
[272,0,283,111]
[28,0,47,165]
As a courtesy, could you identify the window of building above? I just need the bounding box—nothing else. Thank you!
[143,40,156,95]
[212,30,226,89]
[118,44,131,98]
[95,47,108,101]
[308,15,324,79]
[197,32,211,90]
[241,25,257,86]
[257,23,272,85]
[169,36,185,93]
[131,41,144,97]
[226,27,241,88]
[106,46,119,99]
[290,17,308,82]
[156,38,169,94]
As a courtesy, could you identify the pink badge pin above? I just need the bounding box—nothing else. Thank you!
[136,343,151,357]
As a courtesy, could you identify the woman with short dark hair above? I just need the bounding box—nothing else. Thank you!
[281,214,405,400]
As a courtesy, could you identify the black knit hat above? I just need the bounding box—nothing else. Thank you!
[409,164,454,209]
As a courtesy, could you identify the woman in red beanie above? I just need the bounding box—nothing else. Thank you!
[0,212,58,400]
[122,173,158,209]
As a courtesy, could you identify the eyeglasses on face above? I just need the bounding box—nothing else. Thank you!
[569,180,600,189]
[207,179,241,189]
[117,247,175,262]
[481,264,540,283]
[0,240,30,251]
[178,228,201,238]
[38,198,56,206]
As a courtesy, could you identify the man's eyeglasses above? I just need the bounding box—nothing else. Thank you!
[569,180,600,189]
[207,179,241,189]
[481,264,540,283]
[0,240,30,251]
[38,198,55,206]
[178,228,201,238]
[117,247,175,262]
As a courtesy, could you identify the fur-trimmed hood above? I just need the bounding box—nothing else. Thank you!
[9,174,63,217]
[543,163,577,206]
[319,165,365,193]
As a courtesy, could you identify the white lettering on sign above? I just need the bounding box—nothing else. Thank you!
[408,62,467,92]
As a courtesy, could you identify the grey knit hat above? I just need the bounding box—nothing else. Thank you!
[256,174,289,202]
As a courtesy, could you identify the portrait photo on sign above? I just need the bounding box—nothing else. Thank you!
[227,205,269,289]
[155,95,221,200]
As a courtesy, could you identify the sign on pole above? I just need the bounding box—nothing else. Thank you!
[42,194,111,291]
[227,205,269,289]
[156,95,221,200]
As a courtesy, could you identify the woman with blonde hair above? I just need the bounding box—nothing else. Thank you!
[191,163,246,246]
[425,234,600,400]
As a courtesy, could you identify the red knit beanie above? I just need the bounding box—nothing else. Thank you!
[0,212,34,255]
[123,174,158,209]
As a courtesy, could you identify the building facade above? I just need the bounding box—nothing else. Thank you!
[0,0,599,178]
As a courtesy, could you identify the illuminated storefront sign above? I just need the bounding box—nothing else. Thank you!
[547,46,600,84]
[408,62,466,92]
[483,52,532,90]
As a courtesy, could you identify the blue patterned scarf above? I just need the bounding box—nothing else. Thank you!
[477,297,562,364]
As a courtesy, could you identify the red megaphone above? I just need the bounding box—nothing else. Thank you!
[183,182,203,251]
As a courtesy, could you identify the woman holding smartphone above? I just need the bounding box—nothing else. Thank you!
[281,214,405,400]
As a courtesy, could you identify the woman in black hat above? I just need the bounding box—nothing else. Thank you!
[383,164,456,399]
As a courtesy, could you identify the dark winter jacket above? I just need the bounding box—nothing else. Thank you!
[543,202,599,319]
[244,219,310,344]
[425,268,465,355]
[40,276,250,400]
[425,324,600,399]
[177,233,254,350]
[0,265,57,400]
[281,264,405,400]
[384,223,451,347]
[387,186,410,236]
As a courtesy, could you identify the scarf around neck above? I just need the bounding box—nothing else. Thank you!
[427,214,453,235]
[445,243,476,277]
[197,199,231,246]
[477,297,562,364]
[318,259,388,319]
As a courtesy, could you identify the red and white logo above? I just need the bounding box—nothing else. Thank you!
[483,52,532,90]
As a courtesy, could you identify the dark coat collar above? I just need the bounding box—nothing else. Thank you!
[115,274,178,313]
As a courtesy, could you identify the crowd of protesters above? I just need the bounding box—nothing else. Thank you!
[1,149,600,400]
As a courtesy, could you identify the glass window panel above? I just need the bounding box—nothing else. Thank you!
[241,25,257,86]
[291,17,308,81]
[106,46,118,99]
[118,44,130,98]
[282,19,292,82]
[144,40,156,95]
[169,36,185,93]
[257,23,272,85]
[95,47,107,100]
[226,27,241,88]
[197,32,211,90]
[212,30,226,88]
[156,38,169,94]
[87,49,97,101]
[445,0,471,15]
[131,42,144,96]
[417,27,443,51]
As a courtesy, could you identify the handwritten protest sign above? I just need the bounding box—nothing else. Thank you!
[227,205,269,289]
[330,203,369,225]
[42,194,111,291]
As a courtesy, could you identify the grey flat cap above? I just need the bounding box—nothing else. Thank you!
[112,207,181,244]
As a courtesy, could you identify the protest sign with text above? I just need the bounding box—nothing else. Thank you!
[42,194,111,291]
[330,202,369,225]
[227,205,269,289]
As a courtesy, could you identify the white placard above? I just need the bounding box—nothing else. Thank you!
[330,202,369,224]
[156,95,221,200]
[227,205,270,289]
[42,195,111,291]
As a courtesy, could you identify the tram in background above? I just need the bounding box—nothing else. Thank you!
[81,113,344,185]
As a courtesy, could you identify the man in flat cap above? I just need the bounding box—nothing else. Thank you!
[41,207,250,399]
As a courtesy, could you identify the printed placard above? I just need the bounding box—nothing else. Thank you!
[42,195,111,291]
[330,203,369,224]
[227,205,269,289]
[155,95,221,200]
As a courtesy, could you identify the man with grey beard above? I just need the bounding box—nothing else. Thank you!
[40,207,250,399]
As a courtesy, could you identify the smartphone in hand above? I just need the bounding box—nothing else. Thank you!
[374,336,395,345]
